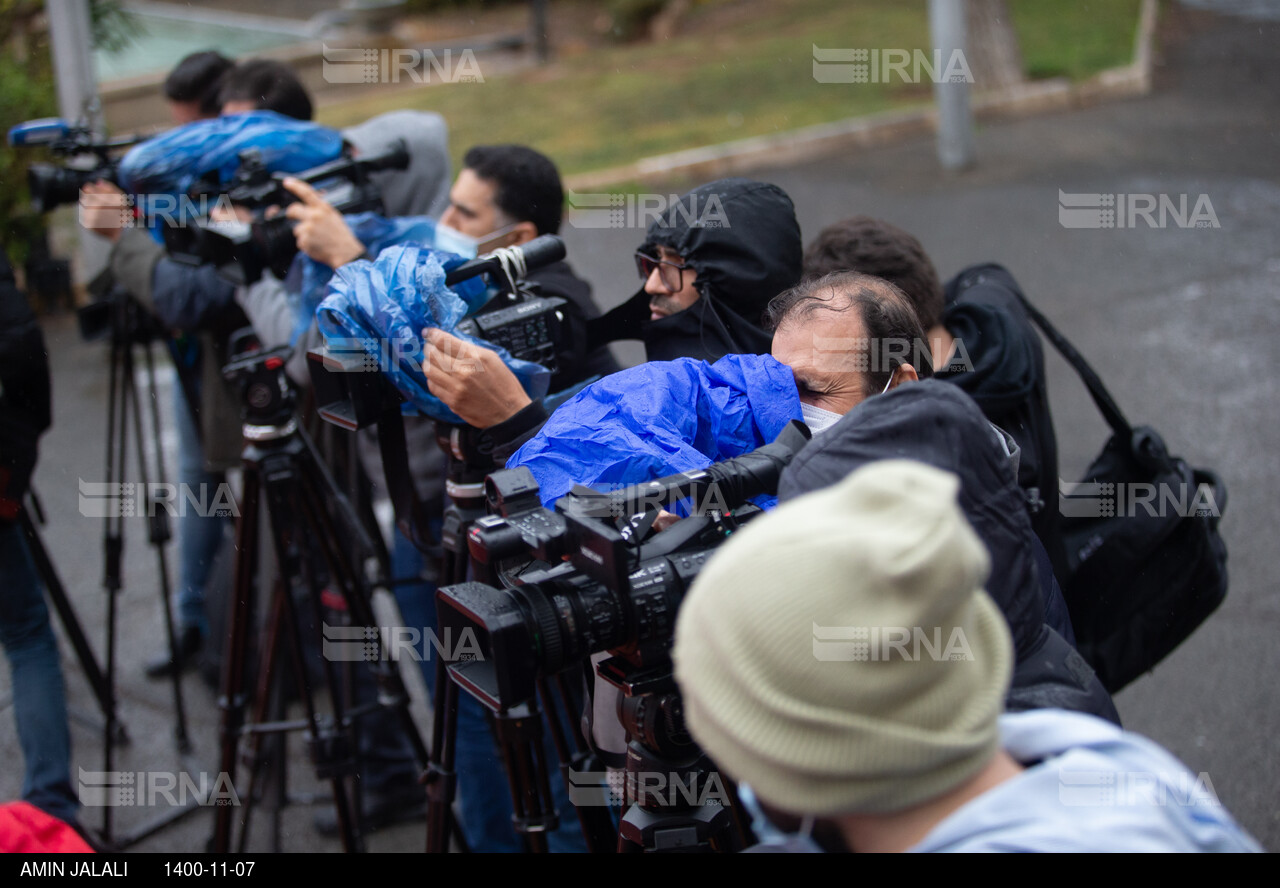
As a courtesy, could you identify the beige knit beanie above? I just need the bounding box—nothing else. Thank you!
[673,459,1013,816]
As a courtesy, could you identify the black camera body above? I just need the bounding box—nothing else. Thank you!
[164,142,410,286]
[8,118,144,214]
[436,421,812,713]
[454,291,567,374]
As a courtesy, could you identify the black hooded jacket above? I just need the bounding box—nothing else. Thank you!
[587,178,801,362]
[0,255,51,521]
[778,381,1118,723]
[938,263,1064,579]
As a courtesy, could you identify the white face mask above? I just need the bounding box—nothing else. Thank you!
[798,370,896,435]
[800,401,844,434]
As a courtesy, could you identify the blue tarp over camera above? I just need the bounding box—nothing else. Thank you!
[289,212,438,344]
[118,110,345,198]
[316,243,551,423]
[508,354,803,510]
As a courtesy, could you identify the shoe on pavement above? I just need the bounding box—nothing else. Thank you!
[144,627,203,679]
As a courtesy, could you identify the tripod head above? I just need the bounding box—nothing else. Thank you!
[77,284,167,346]
[222,333,298,433]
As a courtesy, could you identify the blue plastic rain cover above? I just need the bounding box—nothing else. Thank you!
[289,212,438,344]
[118,110,345,198]
[508,354,802,510]
[316,243,551,423]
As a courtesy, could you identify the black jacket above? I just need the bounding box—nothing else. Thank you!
[939,263,1064,580]
[778,381,1118,723]
[588,177,801,362]
[0,254,51,520]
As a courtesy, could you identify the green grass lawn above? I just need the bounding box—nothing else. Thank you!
[1009,0,1143,80]
[318,0,1141,179]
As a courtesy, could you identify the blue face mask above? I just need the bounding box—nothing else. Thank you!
[738,783,823,853]
[433,221,522,260]
[432,224,480,259]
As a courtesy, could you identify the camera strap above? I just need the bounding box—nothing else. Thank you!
[375,404,438,552]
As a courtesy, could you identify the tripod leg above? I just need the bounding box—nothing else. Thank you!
[425,655,464,853]
[492,702,556,853]
[261,474,363,852]
[128,343,189,753]
[98,332,134,842]
[296,452,431,770]
[212,462,261,853]
[539,677,616,852]
[233,577,290,854]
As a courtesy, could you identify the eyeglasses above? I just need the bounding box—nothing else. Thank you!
[635,250,692,293]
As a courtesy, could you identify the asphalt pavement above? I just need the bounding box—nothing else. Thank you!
[2,0,1276,853]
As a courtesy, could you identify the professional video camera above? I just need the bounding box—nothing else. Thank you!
[435,422,808,851]
[309,234,572,433]
[437,420,811,712]
[163,142,410,286]
[7,118,145,214]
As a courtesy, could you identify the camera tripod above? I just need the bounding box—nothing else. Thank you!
[597,658,752,852]
[212,345,429,853]
[424,428,617,853]
[88,287,195,842]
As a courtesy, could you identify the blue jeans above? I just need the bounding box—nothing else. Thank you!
[0,520,78,824]
[172,380,228,635]
[391,527,588,853]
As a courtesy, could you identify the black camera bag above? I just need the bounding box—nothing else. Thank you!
[1015,292,1229,693]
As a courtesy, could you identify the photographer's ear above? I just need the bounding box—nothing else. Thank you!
[501,220,540,248]
[885,363,919,392]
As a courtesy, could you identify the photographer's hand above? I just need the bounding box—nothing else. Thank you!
[79,181,130,243]
[282,177,366,269]
[423,328,533,428]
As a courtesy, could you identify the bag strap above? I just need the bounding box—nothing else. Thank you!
[375,405,437,553]
[1005,287,1134,441]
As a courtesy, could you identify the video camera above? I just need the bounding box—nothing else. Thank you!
[163,141,410,286]
[308,234,571,433]
[7,118,145,214]
[435,420,812,714]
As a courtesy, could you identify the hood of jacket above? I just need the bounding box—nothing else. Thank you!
[589,178,801,362]
[937,298,1039,417]
[342,110,451,218]
[642,177,802,329]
